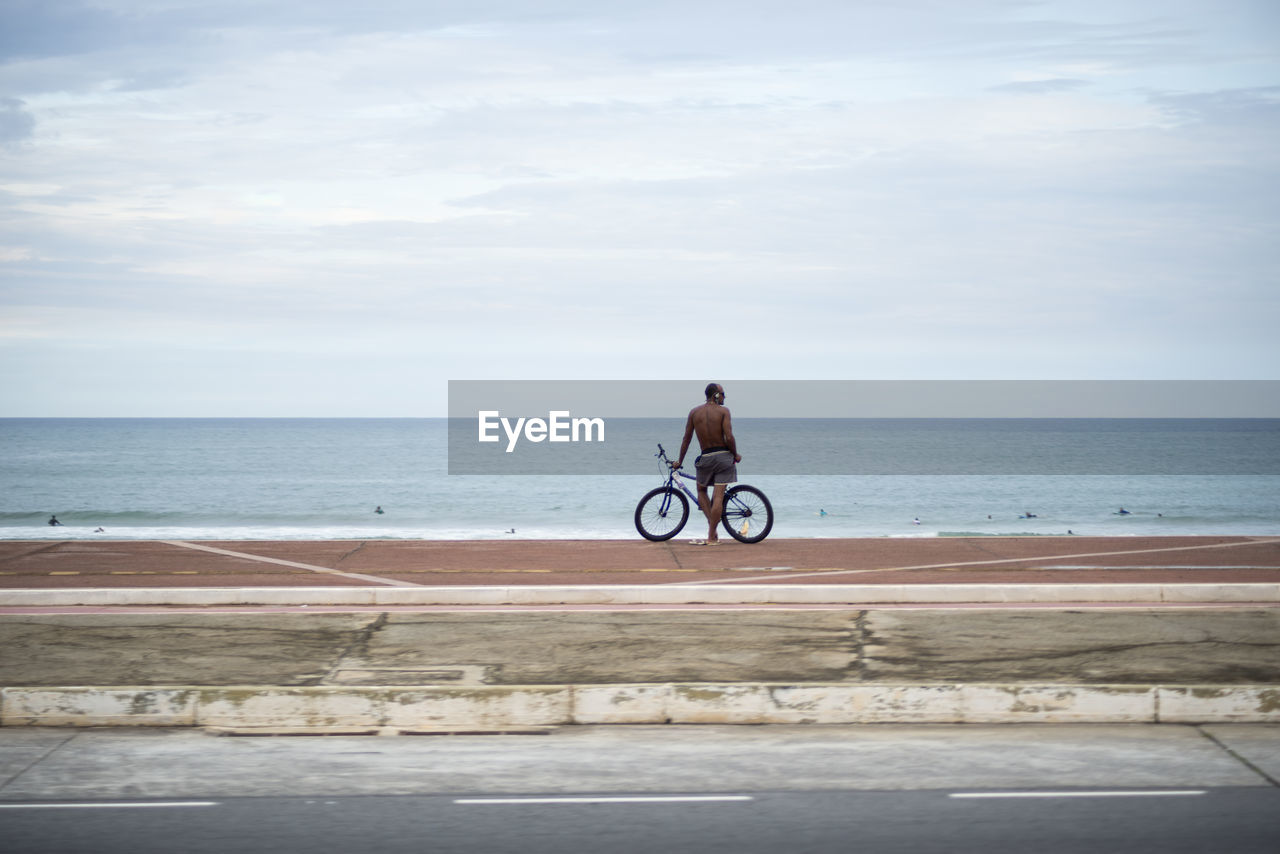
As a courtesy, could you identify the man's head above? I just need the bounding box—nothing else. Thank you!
[705,382,724,403]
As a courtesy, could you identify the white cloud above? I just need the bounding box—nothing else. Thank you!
[0,0,1277,414]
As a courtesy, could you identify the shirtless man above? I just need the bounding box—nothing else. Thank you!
[673,382,742,544]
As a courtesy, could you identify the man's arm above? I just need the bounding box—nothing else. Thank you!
[721,409,741,462]
[674,411,695,467]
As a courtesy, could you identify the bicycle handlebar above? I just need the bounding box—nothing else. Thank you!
[655,443,677,468]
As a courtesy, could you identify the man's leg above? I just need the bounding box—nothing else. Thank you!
[707,482,727,541]
[695,484,711,539]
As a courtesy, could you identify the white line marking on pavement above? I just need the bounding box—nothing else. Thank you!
[949,791,1207,799]
[162,541,421,587]
[454,796,755,805]
[1041,566,1278,570]
[681,538,1280,586]
[0,801,219,809]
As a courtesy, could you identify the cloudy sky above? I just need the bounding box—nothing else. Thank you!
[1,0,1277,416]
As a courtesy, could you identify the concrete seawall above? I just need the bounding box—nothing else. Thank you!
[4,604,1278,727]
[5,607,1280,687]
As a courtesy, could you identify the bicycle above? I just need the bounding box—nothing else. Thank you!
[634,443,774,543]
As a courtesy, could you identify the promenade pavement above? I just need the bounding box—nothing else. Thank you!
[2,535,1279,591]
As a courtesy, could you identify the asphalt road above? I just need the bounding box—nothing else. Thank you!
[3,724,1278,853]
[2,788,1278,854]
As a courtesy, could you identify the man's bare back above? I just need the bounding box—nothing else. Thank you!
[688,401,734,453]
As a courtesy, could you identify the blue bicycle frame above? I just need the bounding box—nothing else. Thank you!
[634,443,774,543]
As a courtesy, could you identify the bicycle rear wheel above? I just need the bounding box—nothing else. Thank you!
[635,486,690,541]
[721,484,773,543]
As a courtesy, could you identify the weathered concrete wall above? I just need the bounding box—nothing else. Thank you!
[3,609,1278,688]
[0,614,374,687]
[3,683,1278,727]
[859,610,1280,684]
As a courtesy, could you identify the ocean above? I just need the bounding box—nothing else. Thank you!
[2,418,1278,541]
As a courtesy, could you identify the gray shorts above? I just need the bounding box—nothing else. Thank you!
[694,449,737,487]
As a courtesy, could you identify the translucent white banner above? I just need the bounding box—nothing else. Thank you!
[447,381,1280,475]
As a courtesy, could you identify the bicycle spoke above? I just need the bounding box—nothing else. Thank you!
[721,485,773,543]
[635,486,689,541]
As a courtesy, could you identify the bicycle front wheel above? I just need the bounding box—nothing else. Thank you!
[635,487,690,541]
[722,484,773,543]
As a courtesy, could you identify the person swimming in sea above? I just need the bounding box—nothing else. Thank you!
[47,515,61,526]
